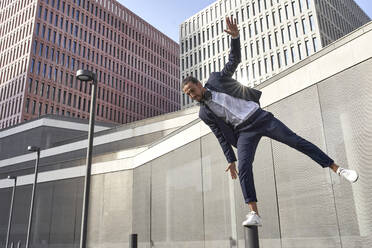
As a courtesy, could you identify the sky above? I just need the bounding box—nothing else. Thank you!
[118,0,372,43]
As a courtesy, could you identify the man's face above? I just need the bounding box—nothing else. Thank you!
[183,81,204,102]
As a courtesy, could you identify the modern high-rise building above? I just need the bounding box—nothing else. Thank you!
[0,0,180,130]
[179,0,370,108]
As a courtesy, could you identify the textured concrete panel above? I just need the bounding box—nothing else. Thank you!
[87,170,133,248]
[151,140,204,248]
[0,187,12,247]
[29,181,53,246]
[201,133,235,248]
[133,164,151,248]
[48,179,81,246]
[7,185,32,245]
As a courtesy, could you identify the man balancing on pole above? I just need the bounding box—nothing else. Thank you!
[182,16,358,227]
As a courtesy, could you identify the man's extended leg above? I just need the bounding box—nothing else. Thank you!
[237,132,263,226]
[262,113,334,167]
[262,113,358,182]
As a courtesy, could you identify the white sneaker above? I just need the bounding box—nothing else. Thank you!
[242,211,262,226]
[336,167,359,183]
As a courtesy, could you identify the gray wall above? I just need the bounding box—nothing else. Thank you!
[0,126,87,160]
[1,58,372,247]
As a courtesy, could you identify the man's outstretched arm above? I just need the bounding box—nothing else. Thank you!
[221,17,241,77]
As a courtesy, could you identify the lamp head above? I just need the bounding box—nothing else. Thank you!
[76,69,96,82]
[27,146,40,152]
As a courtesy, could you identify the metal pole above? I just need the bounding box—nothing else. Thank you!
[129,234,138,248]
[80,77,97,248]
[244,226,259,248]
[25,149,40,248]
[5,177,17,248]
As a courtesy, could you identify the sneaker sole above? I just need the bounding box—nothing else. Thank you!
[351,174,359,183]
[242,222,262,227]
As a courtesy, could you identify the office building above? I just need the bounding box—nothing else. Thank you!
[179,0,370,108]
[0,0,180,129]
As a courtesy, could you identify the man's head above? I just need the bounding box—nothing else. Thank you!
[182,76,205,102]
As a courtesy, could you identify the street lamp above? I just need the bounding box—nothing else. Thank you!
[76,69,97,248]
[25,146,40,248]
[5,175,17,248]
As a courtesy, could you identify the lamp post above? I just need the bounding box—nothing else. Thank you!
[5,175,17,248]
[76,69,97,248]
[25,146,40,248]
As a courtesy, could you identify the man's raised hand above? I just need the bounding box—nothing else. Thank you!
[224,16,239,38]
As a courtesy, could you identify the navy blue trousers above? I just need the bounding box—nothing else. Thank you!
[236,109,334,203]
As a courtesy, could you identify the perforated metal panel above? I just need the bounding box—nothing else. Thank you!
[267,85,341,247]
[318,58,372,247]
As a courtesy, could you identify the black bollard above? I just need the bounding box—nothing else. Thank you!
[244,226,259,248]
[129,234,138,248]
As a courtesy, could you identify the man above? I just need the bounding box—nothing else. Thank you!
[182,17,359,227]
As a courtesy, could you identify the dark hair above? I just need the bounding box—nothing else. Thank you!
[182,76,200,88]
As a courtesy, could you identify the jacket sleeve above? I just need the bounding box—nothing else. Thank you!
[220,36,241,78]
[202,115,237,163]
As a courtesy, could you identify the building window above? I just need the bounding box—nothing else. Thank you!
[302,18,306,34]
[37,62,41,75]
[291,1,296,16]
[284,49,288,65]
[295,22,299,37]
[33,41,37,54]
[298,0,303,13]
[30,59,35,73]
[274,31,278,46]
[25,98,30,113]
[312,37,318,52]
[38,5,42,18]
[277,52,281,68]
[40,83,44,96]
[291,46,296,62]
[32,100,36,115]
[264,57,268,73]
[268,34,272,49]
[28,78,33,93]
[258,60,262,76]
[39,43,43,56]
[285,5,289,20]
[305,40,310,56]
[309,15,314,31]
